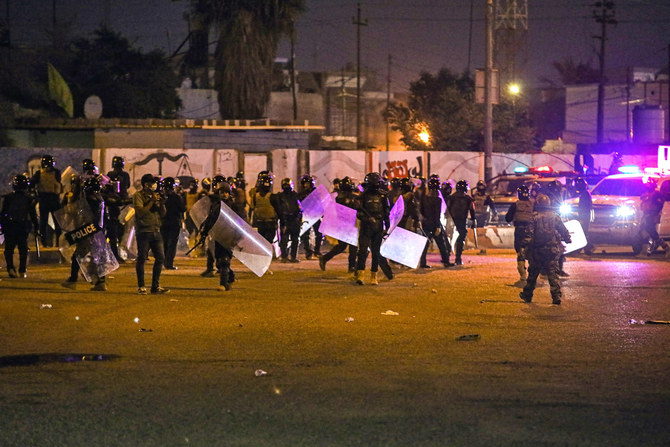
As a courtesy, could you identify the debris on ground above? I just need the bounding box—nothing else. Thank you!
[431,289,438,294]
[254,369,268,377]
[40,304,53,309]
[456,334,481,341]
[629,319,645,325]
[345,317,355,322]
[138,328,153,332]
[381,310,399,316]
[645,320,670,325]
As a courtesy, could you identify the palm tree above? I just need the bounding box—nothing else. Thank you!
[187,0,305,119]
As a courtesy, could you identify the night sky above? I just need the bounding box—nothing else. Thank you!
[6,0,669,92]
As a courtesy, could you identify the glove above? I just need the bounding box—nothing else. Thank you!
[565,237,572,244]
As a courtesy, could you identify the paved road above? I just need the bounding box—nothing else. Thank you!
[1,250,669,446]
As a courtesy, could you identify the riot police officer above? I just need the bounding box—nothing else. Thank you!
[637,178,670,258]
[298,174,323,259]
[419,176,454,268]
[505,184,535,282]
[107,156,131,199]
[1,175,39,278]
[399,177,420,231]
[353,172,393,285]
[273,178,302,263]
[319,176,360,272]
[30,154,62,247]
[231,171,248,220]
[572,177,594,254]
[161,177,186,270]
[249,172,278,244]
[519,194,571,305]
[472,180,496,227]
[447,180,476,265]
[81,158,98,180]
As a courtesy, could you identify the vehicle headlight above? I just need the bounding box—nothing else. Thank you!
[616,205,635,218]
[559,203,572,216]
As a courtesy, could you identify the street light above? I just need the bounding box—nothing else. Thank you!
[508,83,520,96]
[418,131,430,145]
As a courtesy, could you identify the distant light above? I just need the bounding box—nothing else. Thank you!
[616,205,636,218]
[509,83,520,95]
[418,131,430,144]
[533,165,552,173]
[559,203,572,216]
[618,165,640,174]
[514,166,529,173]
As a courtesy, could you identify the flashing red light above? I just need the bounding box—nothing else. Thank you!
[533,166,552,172]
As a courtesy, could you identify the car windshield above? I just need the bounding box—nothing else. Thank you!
[590,178,652,197]
[491,178,530,195]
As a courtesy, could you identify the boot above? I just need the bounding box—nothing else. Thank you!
[638,243,651,258]
[369,271,378,285]
[517,261,527,280]
[353,270,363,285]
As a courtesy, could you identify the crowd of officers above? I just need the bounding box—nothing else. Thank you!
[2,153,667,302]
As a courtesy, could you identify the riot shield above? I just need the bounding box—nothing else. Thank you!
[60,166,78,193]
[54,197,119,283]
[319,202,359,246]
[438,191,447,228]
[388,195,404,234]
[190,197,273,277]
[119,206,137,259]
[561,220,587,254]
[380,227,428,269]
[299,184,333,236]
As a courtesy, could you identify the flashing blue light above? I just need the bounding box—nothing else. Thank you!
[618,165,640,174]
[514,166,529,173]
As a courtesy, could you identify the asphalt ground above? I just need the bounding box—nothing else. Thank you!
[0,248,669,446]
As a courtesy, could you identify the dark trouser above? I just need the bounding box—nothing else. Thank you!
[521,246,562,302]
[215,242,233,288]
[106,219,123,261]
[255,220,277,245]
[38,193,61,247]
[3,224,28,273]
[453,219,468,260]
[300,221,322,256]
[135,231,165,289]
[68,250,105,284]
[514,225,531,262]
[161,225,181,268]
[356,223,392,277]
[322,240,357,270]
[420,224,451,266]
[279,216,301,259]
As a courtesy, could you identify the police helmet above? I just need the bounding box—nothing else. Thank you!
[363,172,381,190]
[217,181,232,195]
[400,177,413,193]
[281,178,294,192]
[332,178,341,191]
[258,173,273,190]
[455,180,469,192]
[390,178,402,189]
[340,176,355,192]
[235,171,246,188]
[212,175,226,190]
[427,176,441,190]
[441,181,453,196]
[573,177,587,192]
[12,174,29,191]
[300,174,315,190]
[162,177,177,191]
[83,176,101,193]
[82,158,97,174]
[41,154,55,169]
[141,173,157,186]
[535,194,551,209]
[517,184,530,200]
[201,177,212,191]
[476,180,486,191]
[111,156,125,169]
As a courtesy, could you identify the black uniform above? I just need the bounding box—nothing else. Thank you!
[419,190,452,267]
[200,191,236,290]
[101,183,125,263]
[1,190,38,277]
[446,190,476,265]
[31,167,62,246]
[355,188,393,280]
[161,189,186,269]
[272,189,302,261]
[519,203,571,305]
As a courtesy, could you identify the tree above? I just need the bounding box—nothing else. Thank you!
[186,0,305,119]
[540,56,600,87]
[67,28,181,118]
[387,68,536,152]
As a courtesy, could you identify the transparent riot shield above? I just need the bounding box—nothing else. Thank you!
[388,194,404,234]
[380,227,428,269]
[119,206,137,259]
[299,184,334,236]
[438,191,447,228]
[562,220,587,254]
[60,166,78,194]
[54,197,119,283]
[190,197,273,277]
[319,202,359,246]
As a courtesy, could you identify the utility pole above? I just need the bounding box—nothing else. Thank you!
[290,21,298,121]
[353,3,367,149]
[484,0,494,183]
[593,1,617,144]
[386,54,392,151]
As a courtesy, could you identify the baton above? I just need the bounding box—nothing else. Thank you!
[34,233,41,261]
[184,236,206,256]
[471,220,479,248]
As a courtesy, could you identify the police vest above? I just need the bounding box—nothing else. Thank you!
[513,200,534,225]
[532,211,558,247]
[37,169,62,194]
[364,193,385,219]
[473,193,488,212]
[253,192,276,221]
[448,193,472,220]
